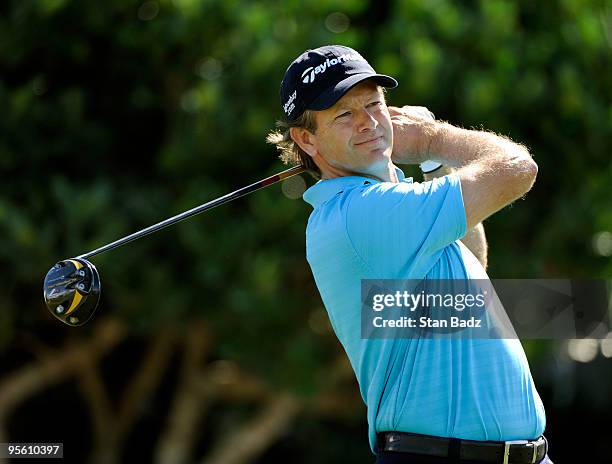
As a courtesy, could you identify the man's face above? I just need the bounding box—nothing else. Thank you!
[311,81,393,175]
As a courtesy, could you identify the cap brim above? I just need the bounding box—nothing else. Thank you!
[308,73,398,111]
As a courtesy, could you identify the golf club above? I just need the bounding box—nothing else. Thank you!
[43,165,306,327]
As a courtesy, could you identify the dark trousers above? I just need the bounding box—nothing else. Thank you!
[375,451,554,464]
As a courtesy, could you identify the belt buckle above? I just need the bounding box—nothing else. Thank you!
[503,439,535,464]
[503,443,510,464]
[530,440,538,463]
[529,436,545,463]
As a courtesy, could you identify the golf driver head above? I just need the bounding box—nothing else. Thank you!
[43,258,101,327]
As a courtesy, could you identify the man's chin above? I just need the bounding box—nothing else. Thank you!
[348,159,393,177]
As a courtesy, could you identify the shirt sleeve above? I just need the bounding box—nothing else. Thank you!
[345,174,467,275]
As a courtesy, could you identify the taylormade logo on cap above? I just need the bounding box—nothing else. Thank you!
[283,90,297,116]
[300,53,362,84]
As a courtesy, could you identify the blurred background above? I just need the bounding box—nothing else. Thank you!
[1,0,611,462]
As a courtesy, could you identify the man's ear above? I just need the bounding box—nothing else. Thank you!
[290,127,317,158]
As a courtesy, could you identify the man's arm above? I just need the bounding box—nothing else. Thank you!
[390,106,538,231]
[423,166,488,269]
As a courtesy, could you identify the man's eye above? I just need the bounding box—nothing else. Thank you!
[336,112,351,119]
[368,101,382,108]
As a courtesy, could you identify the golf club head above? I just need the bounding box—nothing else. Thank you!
[43,258,101,327]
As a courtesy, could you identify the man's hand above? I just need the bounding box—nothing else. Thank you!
[388,105,438,165]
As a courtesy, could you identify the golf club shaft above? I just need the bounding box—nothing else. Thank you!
[78,165,306,260]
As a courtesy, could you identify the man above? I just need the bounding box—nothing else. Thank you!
[268,45,552,464]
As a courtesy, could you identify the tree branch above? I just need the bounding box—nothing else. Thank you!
[77,356,118,464]
[0,319,125,443]
[200,393,300,464]
[0,319,124,412]
[154,321,212,464]
[116,327,177,441]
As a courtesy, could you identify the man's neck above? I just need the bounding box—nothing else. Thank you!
[321,161,399,183]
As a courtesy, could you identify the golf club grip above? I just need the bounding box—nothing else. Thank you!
[78,165,306,260]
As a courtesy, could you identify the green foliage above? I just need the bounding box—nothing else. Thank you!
[0,1,610,459]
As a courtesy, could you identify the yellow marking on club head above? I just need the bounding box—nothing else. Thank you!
[68,259,83,270]
[64,290,83,315]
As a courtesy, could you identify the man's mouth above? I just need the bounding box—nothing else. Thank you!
[355,136,383,146]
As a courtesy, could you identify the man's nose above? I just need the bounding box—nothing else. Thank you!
[355,108,378,132]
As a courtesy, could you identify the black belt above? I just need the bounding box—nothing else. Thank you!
[377,432,548,464]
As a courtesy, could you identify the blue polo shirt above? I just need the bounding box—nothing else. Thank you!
[303,168,546,453]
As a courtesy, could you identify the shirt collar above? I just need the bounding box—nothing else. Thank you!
[303,166,413,208]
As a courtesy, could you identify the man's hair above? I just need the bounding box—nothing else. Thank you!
[266,110,321,180]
